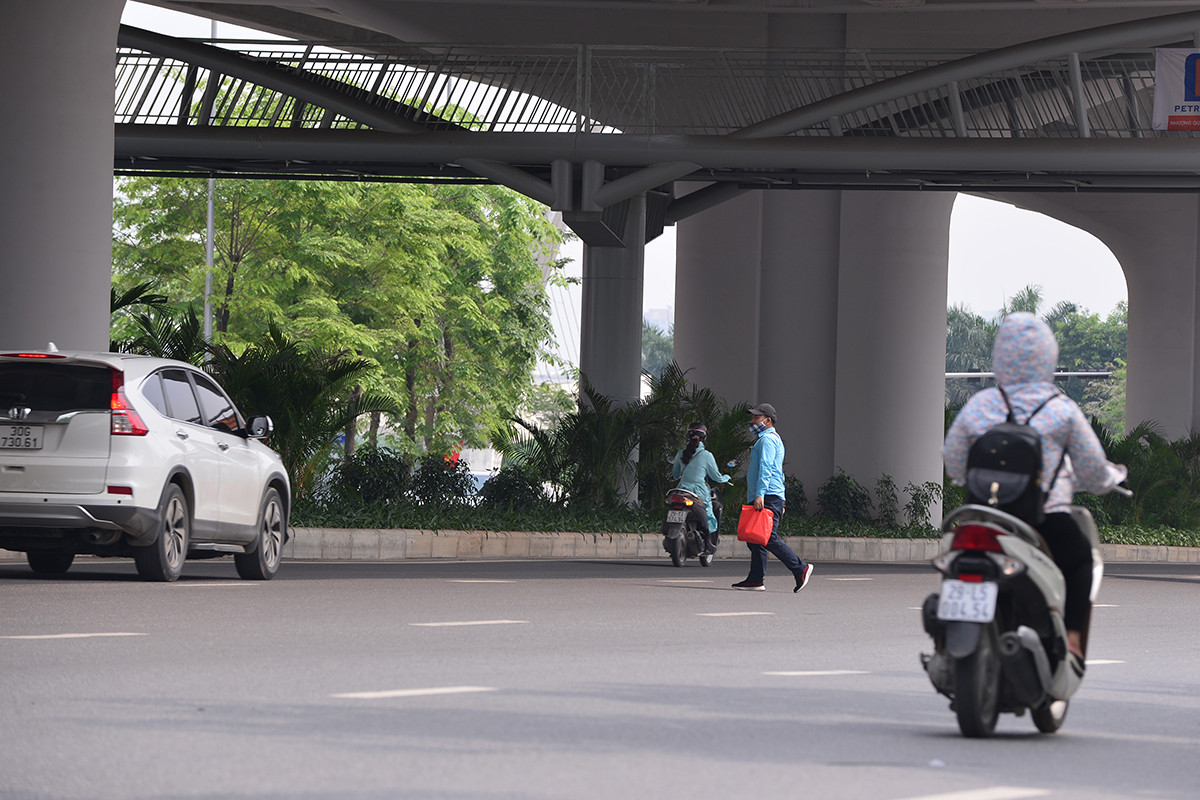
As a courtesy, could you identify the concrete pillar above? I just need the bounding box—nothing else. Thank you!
[757,191,842,498]
[579,194,646,406]
[833,192,955,518]
[675,190,843,503]
[0,0,124,351]
[998,193,1200,438]
[674,190,763,405]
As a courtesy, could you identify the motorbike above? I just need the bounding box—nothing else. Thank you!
[919,497,1120,737]
[662,485,723,568]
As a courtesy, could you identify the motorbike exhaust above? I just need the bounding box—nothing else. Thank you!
[998,626,1053,707]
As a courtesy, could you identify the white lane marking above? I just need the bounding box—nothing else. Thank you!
[0,632,146,640]
[763,669,868,677]
[1086,659,1125,665]
[173,583,256,588]
[1093,604,1119,608]
[660,579,712,583]
[332,685,496,700]
[698,611,775,617]
[409,620,529,627]
[828,577,874,581]
[895,788,1048,800]
[447,579,515,584]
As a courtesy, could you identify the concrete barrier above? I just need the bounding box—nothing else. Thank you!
[3,532,1197,565]
[278,528,1200,564]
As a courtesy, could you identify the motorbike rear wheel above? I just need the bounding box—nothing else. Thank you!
[1032,699,1069,733]
[954,624,1001,738]
[669,536,686,567]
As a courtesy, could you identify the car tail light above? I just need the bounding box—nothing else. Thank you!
[1,352,66,359]
[110,370,149,436]
[949,523,1005,553]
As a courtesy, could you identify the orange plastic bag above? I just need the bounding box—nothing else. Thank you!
[736,505,774,545]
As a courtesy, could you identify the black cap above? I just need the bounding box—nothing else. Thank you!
[748,403,777,423]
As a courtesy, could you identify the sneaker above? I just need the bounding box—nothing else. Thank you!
[1069,651,1087,678]
[732,579,765,591]
[793,563,814,593]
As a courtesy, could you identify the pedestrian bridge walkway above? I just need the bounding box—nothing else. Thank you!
[114,12,1200,195]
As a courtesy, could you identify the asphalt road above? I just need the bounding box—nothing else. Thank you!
[2,556,1197,800]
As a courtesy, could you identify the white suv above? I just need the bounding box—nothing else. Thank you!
[0,351,290,581]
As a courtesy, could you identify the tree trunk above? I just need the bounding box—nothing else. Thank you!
[368,411,381,448]
[343,384,361,460]
[405,338,419,447]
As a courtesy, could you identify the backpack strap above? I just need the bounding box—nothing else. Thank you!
[997,385,1017,423]
[1027,390,1067,492]
[1024,391,1062,425]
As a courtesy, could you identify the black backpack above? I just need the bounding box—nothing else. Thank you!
[964,387,1065,525]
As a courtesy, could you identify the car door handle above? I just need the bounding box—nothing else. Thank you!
[218,442,230,451]
[176,431,189,440]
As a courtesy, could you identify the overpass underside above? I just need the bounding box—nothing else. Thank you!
[115,15,1200,212]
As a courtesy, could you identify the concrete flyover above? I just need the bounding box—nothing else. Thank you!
[5,1,1200,516]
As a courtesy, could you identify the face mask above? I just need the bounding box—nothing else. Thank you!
[749,421,768,435]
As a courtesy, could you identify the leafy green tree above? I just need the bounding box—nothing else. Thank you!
[641,321,673,379]
[113,177,563,458]
[205,323,401,497]
[945,285,1125,421]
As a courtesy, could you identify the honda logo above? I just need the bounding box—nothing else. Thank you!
[7,407,30,421]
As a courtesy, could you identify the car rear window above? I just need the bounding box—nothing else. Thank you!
[0,363,111,412]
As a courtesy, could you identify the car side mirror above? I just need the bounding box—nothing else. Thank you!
[247,415,273,439]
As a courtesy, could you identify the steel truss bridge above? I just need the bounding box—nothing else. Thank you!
[115,10,1200,244]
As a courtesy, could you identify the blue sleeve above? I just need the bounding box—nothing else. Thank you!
[702,451,729,483]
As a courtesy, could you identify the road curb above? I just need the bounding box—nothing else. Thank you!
[277,528,1200,564]
[4,532,1196,565]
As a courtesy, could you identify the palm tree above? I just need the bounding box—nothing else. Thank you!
[206,323,401,498]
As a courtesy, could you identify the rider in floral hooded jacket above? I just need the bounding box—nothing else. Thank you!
[943,312,1126,660]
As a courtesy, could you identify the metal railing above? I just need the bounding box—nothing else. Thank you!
[115,37,1184,140]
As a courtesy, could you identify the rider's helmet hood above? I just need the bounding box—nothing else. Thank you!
[992,312,1058,386]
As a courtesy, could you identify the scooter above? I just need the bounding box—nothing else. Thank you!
[662,485,723,568]
[919,499,1117,737]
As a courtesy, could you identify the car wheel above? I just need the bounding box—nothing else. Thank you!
[26,550,74,575]
[135,483,189,582]
[235,487,285,580]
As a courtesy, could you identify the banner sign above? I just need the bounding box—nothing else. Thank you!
[1153,48,1200,131]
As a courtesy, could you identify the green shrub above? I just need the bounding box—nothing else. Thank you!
[875,474,899,528]
[478,464,549,511]
[784,475,809,517]
[323,445,410,507]
[410,453,478,507]
[816,469,873,523]
[904,480,943,531]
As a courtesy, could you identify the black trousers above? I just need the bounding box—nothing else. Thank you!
[1037,512,1094,632]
